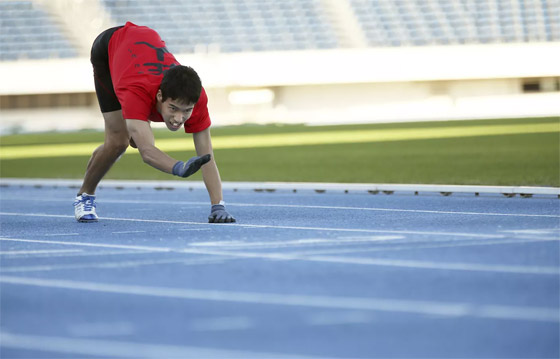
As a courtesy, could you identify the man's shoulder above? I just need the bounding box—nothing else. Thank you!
[119,87,157,121]
[196,87,208,106]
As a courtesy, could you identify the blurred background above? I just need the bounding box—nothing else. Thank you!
[1,3,558,358]
[0,0,558,186]
[1,0,559,134]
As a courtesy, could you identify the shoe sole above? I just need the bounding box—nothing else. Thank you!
[77,218,98,223]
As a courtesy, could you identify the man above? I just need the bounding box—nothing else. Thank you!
[74,22,235,224]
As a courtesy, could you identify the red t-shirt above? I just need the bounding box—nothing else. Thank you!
[108,22,210,133]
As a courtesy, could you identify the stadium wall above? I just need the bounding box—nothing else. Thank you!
[1,42,559,133]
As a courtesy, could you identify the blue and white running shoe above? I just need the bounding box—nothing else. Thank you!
[74,193,98,222]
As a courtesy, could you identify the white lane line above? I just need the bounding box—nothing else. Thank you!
[190,236,403,248]
[188,316,254,332]
[0,237,172,253]
[115,199,559,218]
[0,249,82,256]
[0,332,310,359]
[230,202,560,218]
[0,249,155,259]
[305,311,374,326]
[499,229,560,241]
[284,237,560,256]
[501,229,560,235]
[0,257,225,273]
[1,237,556,275]
[2,197,558,218]
[2,178,559,196]
[67,321,135,337]
[44,233,79,237]
[177,248,560,275]
[111,231,146,234]
[191,240,245,246]
[510,235,559,241]
[1,276,558,322]
[0,212,507,238]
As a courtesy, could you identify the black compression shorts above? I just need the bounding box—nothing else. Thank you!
[90,25,124,113]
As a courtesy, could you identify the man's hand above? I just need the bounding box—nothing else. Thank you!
[208,204,236,223]
[172,154,211,178]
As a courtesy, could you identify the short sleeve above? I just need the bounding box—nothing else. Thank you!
[184,87,211,133]
[119,88,152,121]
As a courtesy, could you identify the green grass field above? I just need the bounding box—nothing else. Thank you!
[1,117,559,186]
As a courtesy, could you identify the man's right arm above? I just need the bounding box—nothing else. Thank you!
[126,119,176,173]
[126,119,211,178]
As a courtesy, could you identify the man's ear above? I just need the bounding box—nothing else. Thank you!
[156,89,163,103]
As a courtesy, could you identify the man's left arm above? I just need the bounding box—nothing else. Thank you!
[193,128,236,223]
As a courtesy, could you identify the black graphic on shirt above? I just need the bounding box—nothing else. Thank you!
[143,62,176,76]
[133,41,176,75]
[134,41,169,60]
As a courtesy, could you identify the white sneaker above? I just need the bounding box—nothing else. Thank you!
[73,193,98,222]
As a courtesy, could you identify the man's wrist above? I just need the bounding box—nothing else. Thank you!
[172,161,183,176]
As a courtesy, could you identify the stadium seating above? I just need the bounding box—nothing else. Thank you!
[0,0,557,61]
[99,0,339,53]
[0,1,78,61]
[348,0,558,47]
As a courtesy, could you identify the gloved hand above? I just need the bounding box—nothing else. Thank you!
[208,204,236,223]
[172,154,211,178]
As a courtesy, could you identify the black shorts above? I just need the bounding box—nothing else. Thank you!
[90,25,123,113]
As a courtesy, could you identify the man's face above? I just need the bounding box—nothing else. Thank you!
[157,91,195,131]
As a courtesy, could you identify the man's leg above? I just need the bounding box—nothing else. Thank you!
[78,109,129,195]
[75,25,126,222]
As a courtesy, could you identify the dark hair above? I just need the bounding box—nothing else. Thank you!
[160,65,202,104]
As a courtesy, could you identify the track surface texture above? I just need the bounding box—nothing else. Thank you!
[1,184,559,358]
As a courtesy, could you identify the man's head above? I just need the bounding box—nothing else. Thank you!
[157,65,202,131]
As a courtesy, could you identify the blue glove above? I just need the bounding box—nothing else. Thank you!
[208,204,236,223]
[172,154,211,178]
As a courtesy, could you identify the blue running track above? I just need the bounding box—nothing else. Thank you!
[1,182,559,358]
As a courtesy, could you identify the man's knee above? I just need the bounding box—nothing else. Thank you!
[105,139,129,157]
[102,110,128,157]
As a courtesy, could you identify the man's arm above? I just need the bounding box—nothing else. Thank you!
[126,119,176,173]
[192,127,222,204]
[193,128,235,223]
[127,119,210,177]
